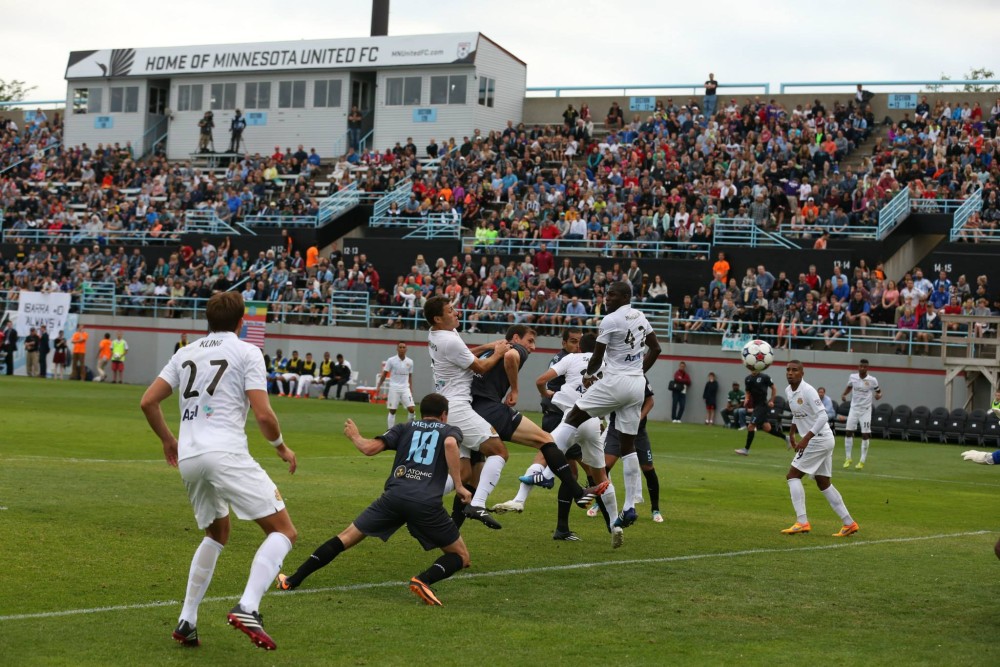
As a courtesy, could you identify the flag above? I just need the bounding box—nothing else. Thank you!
[240,301,268,348]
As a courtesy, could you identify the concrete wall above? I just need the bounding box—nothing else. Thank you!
[77,314,966,424]
[523,91,1000,126]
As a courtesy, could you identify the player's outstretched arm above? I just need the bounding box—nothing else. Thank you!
[248,389,296,473]
[642,331,661,373]
[140,378,178,467]
[961,450,998,465]
[343,418,387,456]
[468,339,511,375]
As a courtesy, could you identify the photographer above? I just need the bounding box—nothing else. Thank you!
[229,109,246,153]
[198,111,214,153]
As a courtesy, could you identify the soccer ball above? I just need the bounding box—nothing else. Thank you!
[741,339,774,372]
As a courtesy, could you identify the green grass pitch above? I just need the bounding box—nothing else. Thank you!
[1,377,998,666]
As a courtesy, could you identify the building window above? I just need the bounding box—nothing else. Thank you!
[210,83,236,110]
[478,77,495,108]
[314,80,343,108]
[430,75,467,105]
[245,82,271,109]
[110,86,139,113]
[73,88,102,114]
[177,85,203,112]
[278,80,306,108]
[385,76,422,106]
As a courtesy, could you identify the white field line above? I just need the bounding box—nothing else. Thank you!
[665,454,1000,488]
[0,530,990,623]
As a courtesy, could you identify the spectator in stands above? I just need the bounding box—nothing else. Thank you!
[894,306,919,354]
[703,74,719,117]
[605,101,624,131]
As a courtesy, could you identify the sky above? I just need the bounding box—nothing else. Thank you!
[4,0,1000,101]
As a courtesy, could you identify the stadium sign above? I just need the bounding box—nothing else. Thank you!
[66,33,479,79]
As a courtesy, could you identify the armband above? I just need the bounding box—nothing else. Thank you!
[268,434,284,448]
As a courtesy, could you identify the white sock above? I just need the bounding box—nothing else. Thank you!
[514,463,544,503]
[860,439,870,463]
[238,532,293,614]
[387,412,395,428]
[822,484,854,525]
[179,537,223,626]
[844,436,854,460]
[601,482,619,530]
[471,455,505,507]
[443,475,456,495]
[407,410,414,422]
[787,478,808,524]
[551,422,578,453]
[621,452,641,511]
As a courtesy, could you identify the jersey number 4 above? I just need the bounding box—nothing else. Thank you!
[181,359,230,399]
[406,430,439,465]
[624,326,646,349]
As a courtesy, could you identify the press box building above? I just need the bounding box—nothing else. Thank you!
[63,33,526,161]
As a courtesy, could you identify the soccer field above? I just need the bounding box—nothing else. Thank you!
[1,377,998,666]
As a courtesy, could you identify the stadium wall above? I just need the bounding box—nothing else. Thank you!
[76,314,973,425]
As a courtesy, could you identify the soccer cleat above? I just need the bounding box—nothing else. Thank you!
[275,573,296,591]
[409,577,443,606]
[172,620,199,647]
[552,529,581,541]
[463,504,502,529]
[575,479,610,509]
[611,526,624,549]
[278,392,285,397]
[780,522,811,535]
[517,472,554,489]
[651,510,664,524]
[855,461,865,470]
[227,604,276,651]
[843,458,852,469]
[734,448,749,456]
[586,504,601,518]
[612,507,637,529]
[833,522,860,537]
[490,499,524,514]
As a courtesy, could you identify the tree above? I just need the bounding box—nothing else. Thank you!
[961,67,998,93]
[923,73,950,93]
[0,79,37,106]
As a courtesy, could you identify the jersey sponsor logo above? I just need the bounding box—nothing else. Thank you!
[624,352,642,362]
[796,397,803,404]
[274,488,282,501]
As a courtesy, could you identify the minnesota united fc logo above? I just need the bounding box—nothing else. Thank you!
[394,465,407,478]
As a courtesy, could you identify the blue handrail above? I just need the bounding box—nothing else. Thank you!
[527,83,770,97]
[0,142,61,176]
[0,99,65,109]
[876,189,911,239]
[713,219,801,249]
[780,79,1000,93]
[951,189,984,242]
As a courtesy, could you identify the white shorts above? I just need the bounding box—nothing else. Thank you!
[560,414,605,469]
[387,386,415,410]
[845,406,872,433]
[178,451,285,529]
[447,401,499,457]
[791,435,835,478]
[574,374,645,435]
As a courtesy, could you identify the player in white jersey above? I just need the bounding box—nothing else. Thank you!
[550,281,661,531]
[840,359,882,469]
[140,292,297,651]
[781,360,860,538]
[424,296,606,530]
[376,342,416,428]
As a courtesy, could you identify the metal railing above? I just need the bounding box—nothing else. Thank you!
[779,79,1000,93]
[0,142,61,177]
[317,180,360,225]
[876,188,911,238]
[142,117,169,158]
[713,219,801,249]
[910,198,968,214]
[184,209,244,235]
[403,215,462,239]
[371,179,413,222]
[526,83,771,97]
[1,227,178,245]
[778,222,878,241]
[951,189,985,242]
[467,236,712,257]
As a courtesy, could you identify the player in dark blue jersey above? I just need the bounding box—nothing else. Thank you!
[276,393,471,606]
[734,370,785,456]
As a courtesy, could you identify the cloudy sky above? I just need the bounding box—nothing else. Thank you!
[4,0,999,101]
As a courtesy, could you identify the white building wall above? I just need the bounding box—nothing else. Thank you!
[472,36,526,133]
[165,72,350,161]
[63,80,148,153]
[372,66,476,156]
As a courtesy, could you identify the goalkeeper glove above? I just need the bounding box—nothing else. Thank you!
[961,450,995,465]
